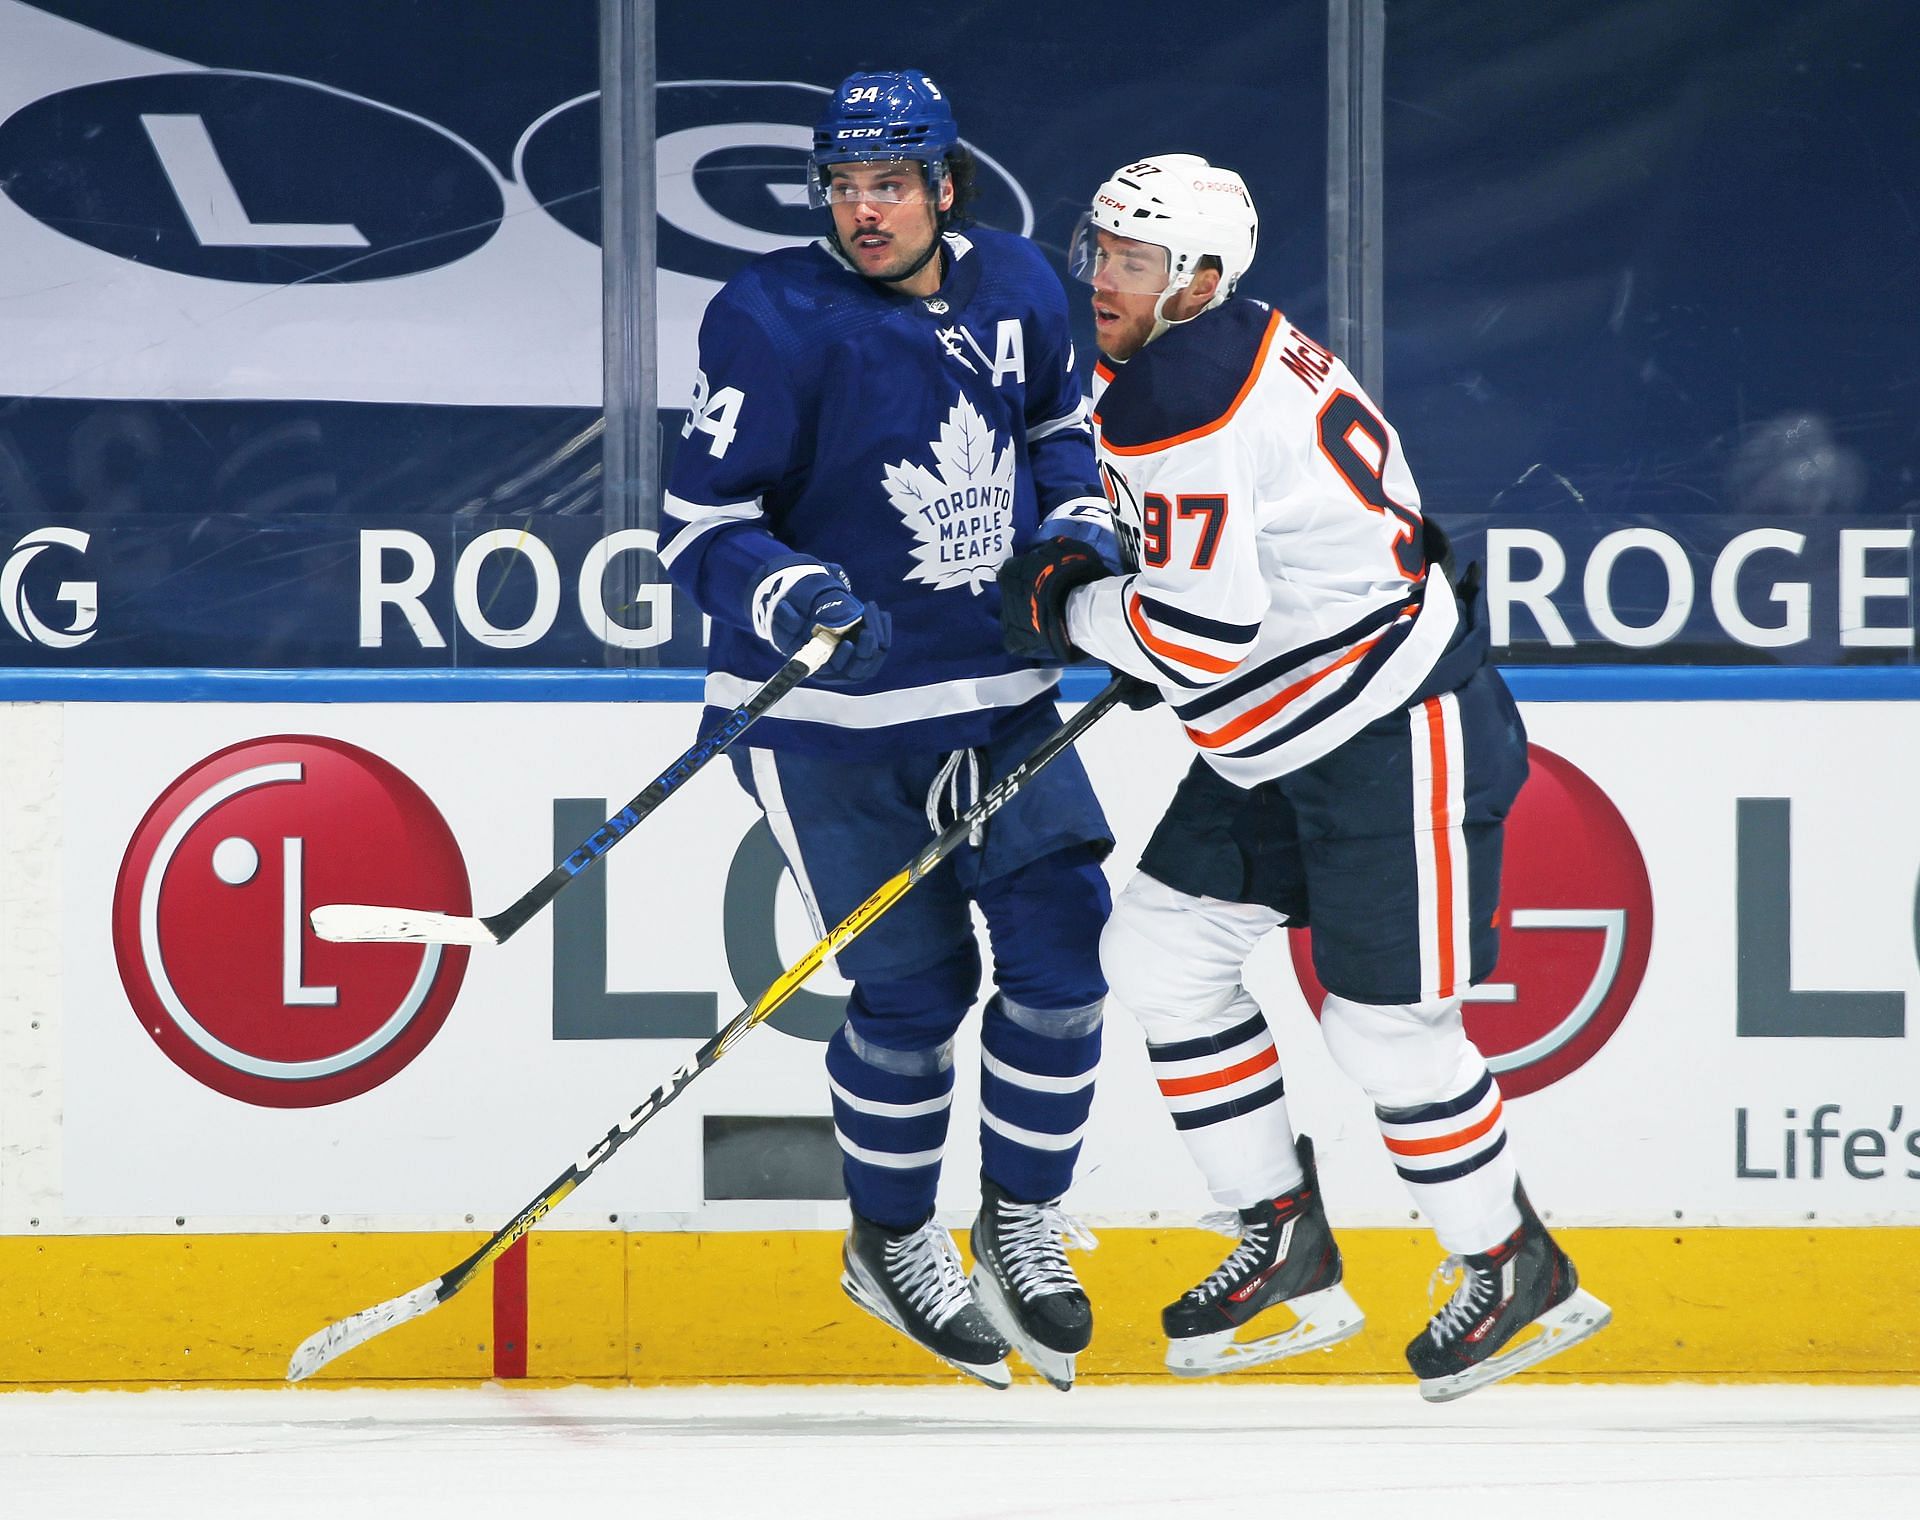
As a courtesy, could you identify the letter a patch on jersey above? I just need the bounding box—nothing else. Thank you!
[881,393,1017,593]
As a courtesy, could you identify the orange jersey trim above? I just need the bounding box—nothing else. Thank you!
[1156,1043,1279,1098]
[1182,634,1382,750]
[1383,1097,1505,1158]
[1127,592,1243,676]
[1097,309,1284,457]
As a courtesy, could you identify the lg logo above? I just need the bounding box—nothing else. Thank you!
[1291,745,1654,1098]
[112,735,844,1108]
[2,527,98,648]
[112,737,472,1108]
[0,75,1033,286]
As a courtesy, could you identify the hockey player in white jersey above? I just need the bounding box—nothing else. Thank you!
[998,155,1610,1401]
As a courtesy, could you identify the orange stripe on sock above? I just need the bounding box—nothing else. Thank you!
[1157,1043,1279,1097]
[1383,1097,1504,1157]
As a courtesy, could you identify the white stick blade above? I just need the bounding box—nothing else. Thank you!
[286,1281,444,1382]
[310,904,498,946]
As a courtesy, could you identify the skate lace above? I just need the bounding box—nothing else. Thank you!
[885,1220,978,1331]
[992,1199,1098,1298]
[1425,1255,1497,1345]
[1188,1211,1268,1303]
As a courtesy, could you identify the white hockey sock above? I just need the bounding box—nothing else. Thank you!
[1147,992,1302,1209]
[1375,1048,1520,1255]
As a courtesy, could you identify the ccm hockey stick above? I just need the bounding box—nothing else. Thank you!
[286,679,1124,1382]
[309,626,848,948]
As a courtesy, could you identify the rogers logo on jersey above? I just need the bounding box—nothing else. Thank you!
[112,736,471,1108]
[1289,744,1652,1098]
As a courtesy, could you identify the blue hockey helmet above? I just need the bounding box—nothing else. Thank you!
[808,70,960,209]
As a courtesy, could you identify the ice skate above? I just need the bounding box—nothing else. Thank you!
[1161,1136,1365,1377]
[1406,1183,1611,1402]
[969,1176,1098,1391]
[841,1212,1012,1388]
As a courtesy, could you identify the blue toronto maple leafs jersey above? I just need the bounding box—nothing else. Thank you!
[662,228,1109,758]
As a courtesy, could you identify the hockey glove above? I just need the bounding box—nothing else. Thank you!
[997,537,1111,663]
[757,561,892,684]
[1112,672,1163,711]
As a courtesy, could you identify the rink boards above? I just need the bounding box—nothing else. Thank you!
[2,670,1918,1385]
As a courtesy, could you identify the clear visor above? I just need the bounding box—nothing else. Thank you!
[807,159,945,211]
[1067,213,1174,294]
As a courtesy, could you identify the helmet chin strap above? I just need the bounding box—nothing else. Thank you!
[864,231,945,287]
[1148,283,1196,344]
[1147,275,1230,344]
[841,195,947,290]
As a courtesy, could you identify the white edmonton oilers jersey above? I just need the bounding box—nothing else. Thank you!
[1069,297,1462,785]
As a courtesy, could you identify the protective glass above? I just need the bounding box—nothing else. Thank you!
[1067,213,1173,294]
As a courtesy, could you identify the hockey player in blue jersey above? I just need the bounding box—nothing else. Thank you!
[661,70,1117,1389]
[999,155,1610,1401]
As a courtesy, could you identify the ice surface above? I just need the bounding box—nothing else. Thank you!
[3,1382,1917,1520]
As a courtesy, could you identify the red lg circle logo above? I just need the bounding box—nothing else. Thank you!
[1290,744,1652,1097]
[112,736,471,1108]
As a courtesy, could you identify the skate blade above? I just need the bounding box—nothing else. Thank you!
[1416,1287,1612,1403]
[1165,1282,1366,1379]
[970,1265,1081,1392]
[839,1271,1012,1390]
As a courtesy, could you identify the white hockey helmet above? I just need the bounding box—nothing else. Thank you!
[1069,154,1259,341]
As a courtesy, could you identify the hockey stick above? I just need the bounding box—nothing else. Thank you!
[309,626,848,948]
[286,680,1124,1382]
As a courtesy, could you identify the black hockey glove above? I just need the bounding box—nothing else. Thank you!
[1421,516,1482,605]
[997,538,1111,663]
[1112,673,1162,711]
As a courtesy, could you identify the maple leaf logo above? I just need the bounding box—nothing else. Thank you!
[881,393,1017,593]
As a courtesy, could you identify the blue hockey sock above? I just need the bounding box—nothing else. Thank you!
[826,1023,955,1229]
[978,994,1103,1203]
